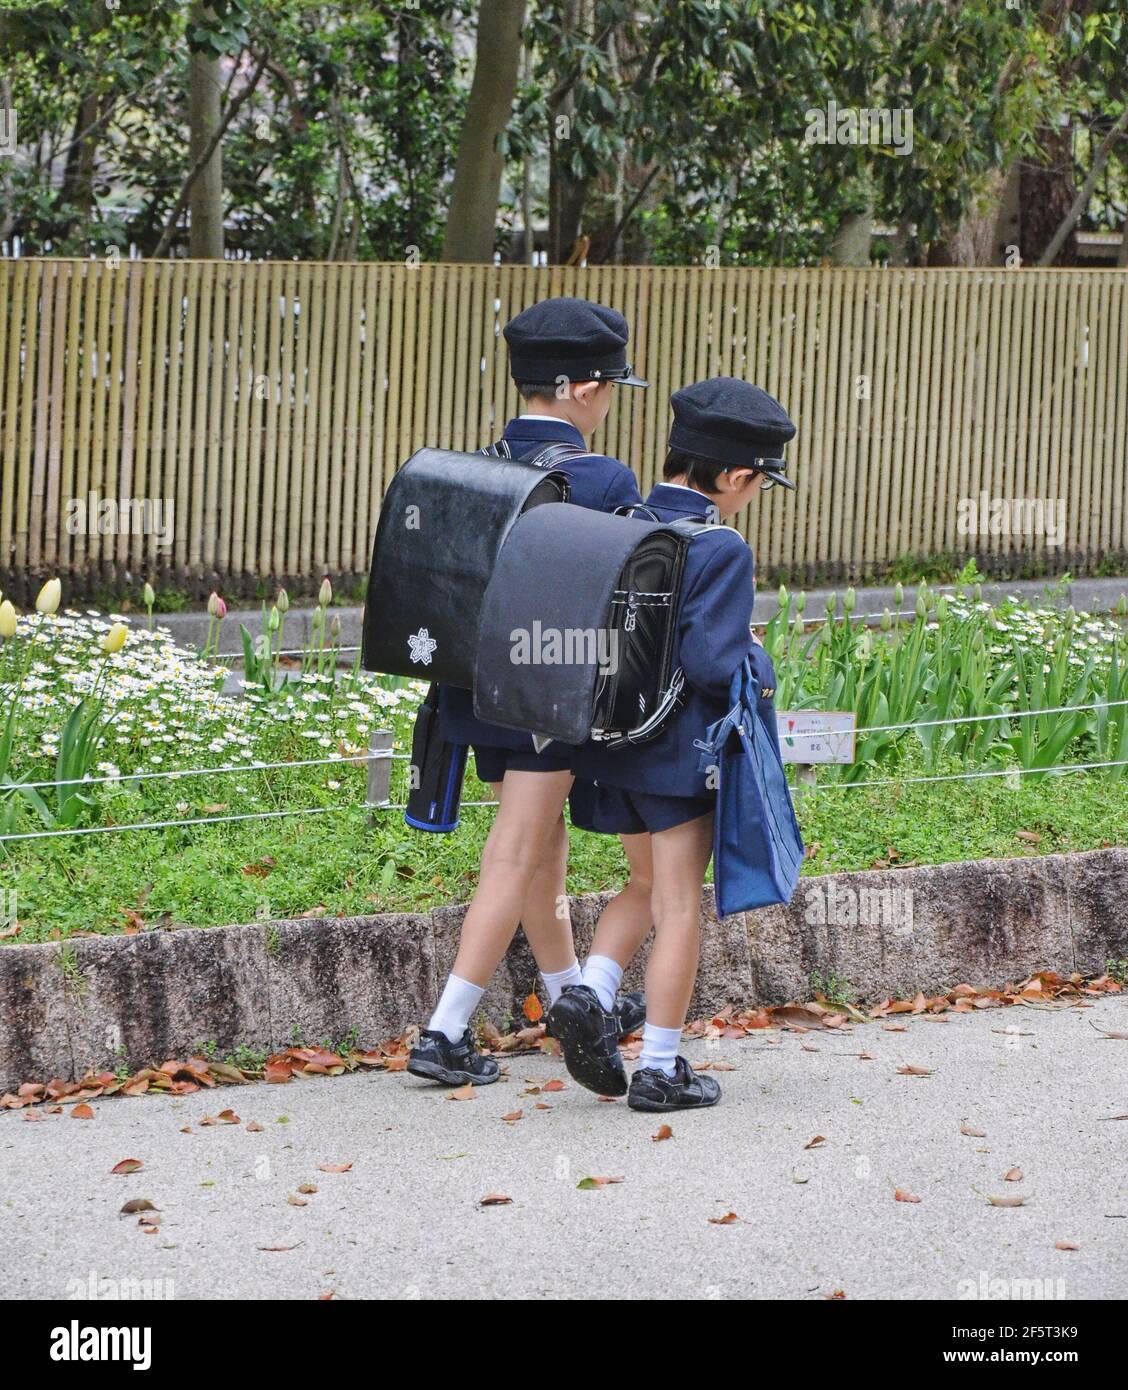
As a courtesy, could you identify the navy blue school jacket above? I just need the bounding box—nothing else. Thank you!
[439,415,643,751]
[572,482,774,798]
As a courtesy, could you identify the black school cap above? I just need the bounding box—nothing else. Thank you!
[504,297,648,388]
[669,377,797,489]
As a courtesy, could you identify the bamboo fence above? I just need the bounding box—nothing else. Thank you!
[1,259,1125,595]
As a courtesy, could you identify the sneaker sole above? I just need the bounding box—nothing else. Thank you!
[405,1057,500,1087]
[627,1087,721,1113]
[547,997,628,1098]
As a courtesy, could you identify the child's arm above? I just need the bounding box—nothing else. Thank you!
[677,534,756,700]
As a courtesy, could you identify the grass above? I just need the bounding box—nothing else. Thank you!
[3,756,1125,945]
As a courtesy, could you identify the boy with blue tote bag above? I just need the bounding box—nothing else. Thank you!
[551,377,797,1112]
[408,297,655,1087]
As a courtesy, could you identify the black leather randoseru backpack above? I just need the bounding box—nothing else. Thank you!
[361,450,712,750]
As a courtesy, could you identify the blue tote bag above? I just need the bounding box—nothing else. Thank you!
[697,657,804,916]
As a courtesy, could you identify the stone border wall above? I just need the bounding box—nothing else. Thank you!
[2,848,1124,1090]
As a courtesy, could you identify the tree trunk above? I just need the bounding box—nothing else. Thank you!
[188,5,224,259]
[441,0,527,263]
[830,206,873,266]
[60,92,103,224]
[1019,121,1078,266]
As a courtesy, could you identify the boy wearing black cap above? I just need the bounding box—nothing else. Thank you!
[408,297,655,1087]
[550,377,797,1112]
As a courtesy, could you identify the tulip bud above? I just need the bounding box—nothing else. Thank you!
[100,622,128,655]
[1115,593,1127,617]
[276,588,289,614]
[207,591,227,620]
[319,577,332,608]
[36,578,62,614]
[915,592,928,619]
[893,582,904,608]
[795,590,807,614]
[329,614,341,639]
[143,582,155,608]
[935,597,948,621]
[778,584,788,610]
[973,583,982,602]
[0,600,16,639]
[843,587,856,615]
[824,591,837,617]
[267,605,280,632]
[880,608,892,631]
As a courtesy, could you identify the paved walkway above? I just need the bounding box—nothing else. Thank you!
[3,995,1126,1300]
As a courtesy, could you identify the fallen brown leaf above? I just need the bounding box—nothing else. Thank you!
[894,1189,922,1203]
[110,1159,143,1175]
[652,1124,673,1142]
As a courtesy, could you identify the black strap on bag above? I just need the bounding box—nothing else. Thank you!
[482,438,594,471]
[404,684,469,832]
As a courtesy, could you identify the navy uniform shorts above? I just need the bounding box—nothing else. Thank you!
[472,743,572,783]
[570,778,713,836]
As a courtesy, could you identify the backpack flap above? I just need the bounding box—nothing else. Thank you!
[361,448,568,686]
[473,503,674,745]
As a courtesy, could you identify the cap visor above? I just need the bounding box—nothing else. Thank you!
[762,468,797,491]
[615,373,649,388]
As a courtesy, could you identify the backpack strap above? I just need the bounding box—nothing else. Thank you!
[482,439,593,471]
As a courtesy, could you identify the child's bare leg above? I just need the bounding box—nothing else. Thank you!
[587,832,654,969]
[506,798,576,974]
[644,813,715,1029]
[449,769,574,985]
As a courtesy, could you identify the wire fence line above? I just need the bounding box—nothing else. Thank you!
[14,747,403,793]
[779,694,1128,743]
[2,755,1126,845]
[10,695,1127,790]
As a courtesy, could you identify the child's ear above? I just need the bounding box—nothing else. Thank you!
[726,466,760,492]
[573,379,599,405]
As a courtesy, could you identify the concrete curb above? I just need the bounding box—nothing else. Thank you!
[2,846,1125,1091]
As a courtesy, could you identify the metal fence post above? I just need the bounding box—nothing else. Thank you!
[366,728,393,827]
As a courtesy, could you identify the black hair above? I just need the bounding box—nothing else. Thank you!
[515,382,561,402]
[663,448,725,491]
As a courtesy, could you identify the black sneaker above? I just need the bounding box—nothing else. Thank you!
[628,1055,720,1112]
[544,990,645,1041]
[406,1027,500,1086]
[546,985,628,1097]
[613,991,646,1038]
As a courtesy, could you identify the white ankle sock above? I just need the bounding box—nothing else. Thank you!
[541,959,583,1006]
[640,1022,681,1077]
[581,954,623,1012]
[428,974,485,1043]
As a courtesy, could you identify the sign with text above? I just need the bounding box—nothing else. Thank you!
[777,710,856,765]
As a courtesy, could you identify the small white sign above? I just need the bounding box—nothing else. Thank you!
[777,710,856,765]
